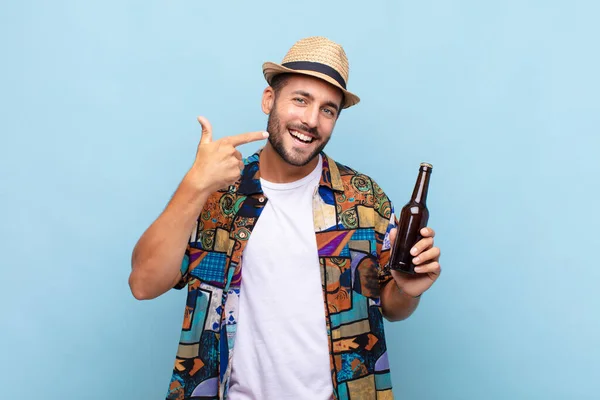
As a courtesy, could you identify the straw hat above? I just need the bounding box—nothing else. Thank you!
[262,36,360,109]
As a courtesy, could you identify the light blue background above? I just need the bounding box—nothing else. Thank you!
[1,1,599,399]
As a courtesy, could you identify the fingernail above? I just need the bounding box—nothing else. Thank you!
[413,257,420,264]
[263,131,269,137]
[414,267,423,273]
[410,247,417,255]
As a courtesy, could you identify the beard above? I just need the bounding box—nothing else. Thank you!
[266,105,331,167]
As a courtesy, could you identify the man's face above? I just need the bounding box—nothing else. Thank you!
[264,74,343,167]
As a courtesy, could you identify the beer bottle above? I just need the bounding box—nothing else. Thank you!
[389,163,433,274]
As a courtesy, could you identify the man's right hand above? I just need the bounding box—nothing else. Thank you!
[185,116,269,193]
[129,116,268,300]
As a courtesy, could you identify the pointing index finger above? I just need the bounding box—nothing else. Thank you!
[227,131,269,147]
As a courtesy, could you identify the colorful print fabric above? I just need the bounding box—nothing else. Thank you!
[166,151,397,400]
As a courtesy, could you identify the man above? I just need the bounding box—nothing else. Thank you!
[130,36,441,400]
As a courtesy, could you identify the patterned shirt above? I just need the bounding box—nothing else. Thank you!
[167,151,397,400]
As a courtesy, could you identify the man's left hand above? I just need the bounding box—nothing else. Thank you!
[389,227,441,298]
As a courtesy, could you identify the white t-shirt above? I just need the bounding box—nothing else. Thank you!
[228,155,333,400]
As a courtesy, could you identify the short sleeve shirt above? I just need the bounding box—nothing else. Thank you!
[166,151,397,400]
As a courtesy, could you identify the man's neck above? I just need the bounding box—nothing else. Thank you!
[259,143,320,184]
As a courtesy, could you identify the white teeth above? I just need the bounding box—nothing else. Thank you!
[290,130,313,143]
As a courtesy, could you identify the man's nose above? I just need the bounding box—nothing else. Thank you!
[301,104,319,129]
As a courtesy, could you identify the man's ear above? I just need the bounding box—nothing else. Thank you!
[262,87,275,114]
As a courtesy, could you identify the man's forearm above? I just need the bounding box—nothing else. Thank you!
[380,279,421,322]
[129,174,210,300]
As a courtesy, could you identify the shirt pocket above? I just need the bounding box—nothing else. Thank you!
[188,250,228,286]
[185,226,233,287]
[348,238,381,299]
[322,234,381,315]
[347,225,380,292]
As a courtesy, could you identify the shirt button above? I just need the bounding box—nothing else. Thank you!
[258,196,265,203]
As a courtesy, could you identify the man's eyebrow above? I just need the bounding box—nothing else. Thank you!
[291,90,340,113]
[292,90,313,99]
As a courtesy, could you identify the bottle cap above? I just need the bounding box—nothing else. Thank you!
[420,162,433,168]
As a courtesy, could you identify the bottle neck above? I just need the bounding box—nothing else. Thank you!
[411,167,431,204]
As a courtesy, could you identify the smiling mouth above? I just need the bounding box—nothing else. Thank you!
[289,129,315,144]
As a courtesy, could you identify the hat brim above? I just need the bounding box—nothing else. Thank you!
[262,62,360,109]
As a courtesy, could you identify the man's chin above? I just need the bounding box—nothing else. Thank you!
[282,150,320,167]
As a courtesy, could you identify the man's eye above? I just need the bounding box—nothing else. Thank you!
[323,108,334,116]
[293,97,306,104]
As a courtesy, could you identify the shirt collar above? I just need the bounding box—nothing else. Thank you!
[236,149,345,196]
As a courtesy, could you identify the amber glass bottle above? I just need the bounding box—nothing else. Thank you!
[389,163,433,274]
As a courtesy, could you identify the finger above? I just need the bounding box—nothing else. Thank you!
[233,150,242,161]
[197,116,213,144]
[238,160,244,173]
[410,237,434,256]
[414,261,441,276]
[420,227,435,237]
[412,246,440,265]
[227,131,269,147]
